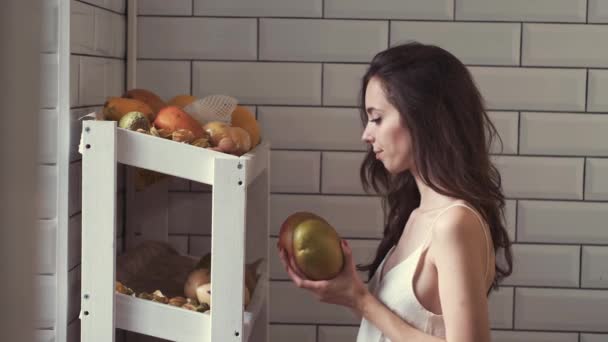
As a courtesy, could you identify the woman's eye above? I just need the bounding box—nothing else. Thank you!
[369,117,381,124]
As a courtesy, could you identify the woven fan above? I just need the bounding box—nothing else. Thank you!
[184,95,238,124]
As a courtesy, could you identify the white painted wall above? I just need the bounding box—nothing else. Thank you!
[68,0,127,340]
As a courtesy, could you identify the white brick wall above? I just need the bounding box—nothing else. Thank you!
[36,0,61,340]
[67,1,127,341]
[52,0,608,340]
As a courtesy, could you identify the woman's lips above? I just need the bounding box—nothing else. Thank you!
[375,151,382,159]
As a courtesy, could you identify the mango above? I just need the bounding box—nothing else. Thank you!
[103,97,154,122]
[168,95,197,109]
[278,212,344,280]
[123,88,166,116]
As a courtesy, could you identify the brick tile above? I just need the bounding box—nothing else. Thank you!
[518,200,608,244]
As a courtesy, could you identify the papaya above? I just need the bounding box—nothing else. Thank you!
[154,106,206,139]
[123,88,166,116]
[103,97,154,122]
[168,95,197,109]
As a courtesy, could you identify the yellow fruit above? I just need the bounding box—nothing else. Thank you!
[202,121,231,146]
[103,97,154,122]
[231,106,261,147]
[168,95,197,109]
[123,88,166,116]
[278,212,344,280]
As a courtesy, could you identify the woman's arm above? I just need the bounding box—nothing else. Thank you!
[429,208,492,342]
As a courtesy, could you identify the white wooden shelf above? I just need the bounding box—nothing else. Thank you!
[115,260,268,342]
[114,121,269,187]
[80,120,270,342]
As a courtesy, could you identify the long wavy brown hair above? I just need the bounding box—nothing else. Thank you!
[357,42,513,292]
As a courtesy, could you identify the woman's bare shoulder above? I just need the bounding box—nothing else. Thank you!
[429,204,488,252]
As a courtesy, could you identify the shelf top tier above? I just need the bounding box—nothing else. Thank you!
[81,120,269,187]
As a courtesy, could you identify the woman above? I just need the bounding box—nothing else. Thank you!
[278,42,513,342]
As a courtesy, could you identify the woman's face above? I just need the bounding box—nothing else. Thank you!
[361,76,414,174]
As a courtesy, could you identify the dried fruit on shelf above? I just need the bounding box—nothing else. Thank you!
[191,138,210,148]
[181,303,198,311]
[116,281,134,295]
[168,296,187,307]
[197,303,210,312]
[150,126,171,138]
[152,294,169,304]
[138,292,154,300]
[171,129,196,143]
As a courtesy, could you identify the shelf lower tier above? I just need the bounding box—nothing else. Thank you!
[115,262,268,342]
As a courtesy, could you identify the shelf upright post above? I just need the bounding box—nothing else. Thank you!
[210,158,247,342]
[80,121,118,342]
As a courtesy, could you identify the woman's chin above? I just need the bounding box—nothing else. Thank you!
[384,163,409,175]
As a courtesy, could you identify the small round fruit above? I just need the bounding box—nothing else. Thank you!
[196,283,212,306]
[184,269,210,301]
[118,111,151,131]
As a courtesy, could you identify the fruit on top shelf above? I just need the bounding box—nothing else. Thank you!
[123,88,166,117]
[278,212,344,280]
[203,121,252,156]
[99,91,263,157]
[231,106,261,148]
[168,95,197,109]
[103,97,154,122]
[227,126,252,156]
[119,111,151,131]
[153,106,206,139]
[184,95,237,124]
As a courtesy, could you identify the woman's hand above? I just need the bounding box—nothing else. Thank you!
[278,240,369,311]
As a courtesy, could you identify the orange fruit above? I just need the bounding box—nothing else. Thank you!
[168,95,197,109]
[123,88,166,115]
[231,106,260,147]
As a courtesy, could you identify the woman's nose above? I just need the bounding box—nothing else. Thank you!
[361,126,374,143]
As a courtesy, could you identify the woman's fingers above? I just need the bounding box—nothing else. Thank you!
[278,248,307,282]
[341,239,357,272]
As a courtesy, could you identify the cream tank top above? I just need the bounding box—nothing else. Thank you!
[356,203,491,341]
